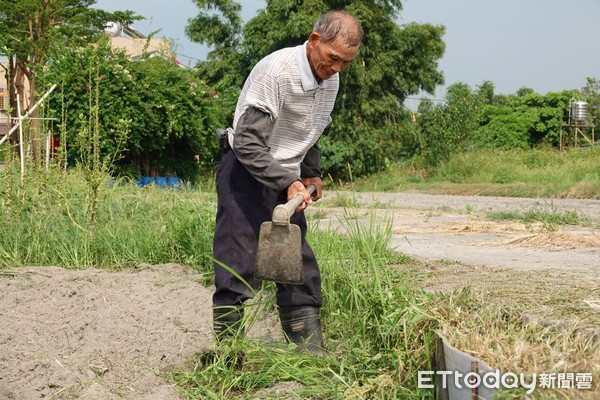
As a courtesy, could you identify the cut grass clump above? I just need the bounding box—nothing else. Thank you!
[431,287,599,399]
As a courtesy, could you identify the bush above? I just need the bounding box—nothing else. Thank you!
[41,37,234,181]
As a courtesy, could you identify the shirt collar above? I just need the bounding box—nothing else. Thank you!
[297,41,329,91]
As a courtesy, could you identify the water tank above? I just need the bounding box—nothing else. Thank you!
[571,101,588,125]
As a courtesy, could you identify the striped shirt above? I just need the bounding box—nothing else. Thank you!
[228,42,339,177]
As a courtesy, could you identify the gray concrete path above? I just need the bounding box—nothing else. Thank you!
[316,191,600,274]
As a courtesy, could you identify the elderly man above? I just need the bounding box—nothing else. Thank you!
[213,10,363,354]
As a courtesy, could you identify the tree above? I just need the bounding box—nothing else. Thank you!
[478,90,574,148]
[580,77,600,125]
[186,0,446,179]
[580,77,600,106]
[185,0,246,87]
[477,80,495,105]
[0,0,138,161]
[416,82,576,157]
[416,82,483,165]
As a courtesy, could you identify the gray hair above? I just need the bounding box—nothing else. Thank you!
[313,11,363,47]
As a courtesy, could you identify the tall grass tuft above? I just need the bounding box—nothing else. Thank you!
[317,209,438,398]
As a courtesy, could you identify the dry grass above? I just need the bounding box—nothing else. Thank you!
[397,261,600,398]
[491,231,600,249]
[435,291,599,399]
[316,192,600,398]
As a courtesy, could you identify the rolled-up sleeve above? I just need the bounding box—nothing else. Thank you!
[232,107,299,192]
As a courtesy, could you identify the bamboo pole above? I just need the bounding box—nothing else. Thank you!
[46,129,51,170]
[16,94,25,180]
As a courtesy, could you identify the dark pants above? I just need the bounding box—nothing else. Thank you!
[212,150,322,308]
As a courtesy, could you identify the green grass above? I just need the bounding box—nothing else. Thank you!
[486,206,590,231]
[320,191,362,208]
[172,209,439,399]
[352,147,600,199]
[0,164,216,275]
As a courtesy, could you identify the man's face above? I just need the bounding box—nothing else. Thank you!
[307,32,359,81]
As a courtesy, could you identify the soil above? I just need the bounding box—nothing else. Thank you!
[1,192,599,399]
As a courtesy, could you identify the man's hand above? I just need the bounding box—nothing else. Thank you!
[287,180,313,213]
[302,177,323,201]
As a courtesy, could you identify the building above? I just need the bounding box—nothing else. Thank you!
[105,23,175,62]
[0,68,10,137]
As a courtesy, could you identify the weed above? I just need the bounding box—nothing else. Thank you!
[487,206,589,232]
[323,191,361,208]
[174,209,439,399]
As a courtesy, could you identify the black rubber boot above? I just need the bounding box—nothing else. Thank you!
[213,305,245,342]
[279,306,324,355]
[200,306,245,370]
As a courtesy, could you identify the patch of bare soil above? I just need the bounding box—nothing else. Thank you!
[0,264,213,399]
[0,264,283,400]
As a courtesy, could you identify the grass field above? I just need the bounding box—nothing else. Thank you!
[1,146,598,399]
[352,147,600,199]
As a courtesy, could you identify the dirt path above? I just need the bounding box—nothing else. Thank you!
[1,192,598,399]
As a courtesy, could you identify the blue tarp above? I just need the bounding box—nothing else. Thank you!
[137,176,181,188]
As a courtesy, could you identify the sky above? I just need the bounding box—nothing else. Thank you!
[94,0,600,102]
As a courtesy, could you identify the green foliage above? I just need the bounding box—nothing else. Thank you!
[477,105,537,149]
[580,77,600,105]
[0,0,133,61]
[578,77,600,125]
[42,38,231,180]
[242,0,326,68]
[0,0,140,119]
[415,81,578,166]
[185,0,247,86]
[320,119,403,178]
[415,82,482,165]
[478,90,573,148]
[323,11,445,179]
